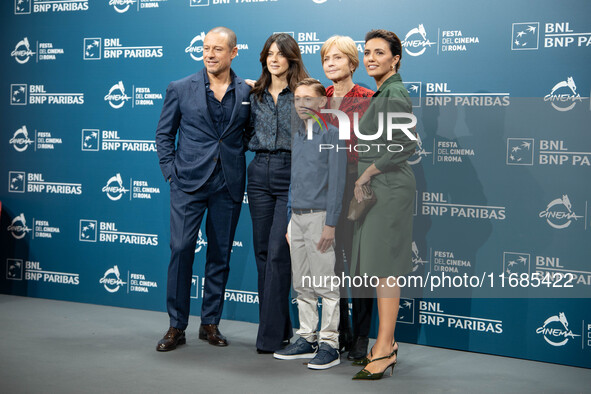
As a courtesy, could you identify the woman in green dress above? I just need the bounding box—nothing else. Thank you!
[351,29,416,380]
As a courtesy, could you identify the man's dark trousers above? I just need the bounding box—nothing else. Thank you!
[167,163,241,329]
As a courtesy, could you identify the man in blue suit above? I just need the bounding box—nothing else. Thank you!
[155,27,251,351]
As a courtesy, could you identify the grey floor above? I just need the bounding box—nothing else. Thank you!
[0,295,589,394]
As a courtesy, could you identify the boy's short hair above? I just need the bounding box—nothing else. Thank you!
[295,78,327,97]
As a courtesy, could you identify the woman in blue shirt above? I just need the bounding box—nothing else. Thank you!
[247,33,309,354]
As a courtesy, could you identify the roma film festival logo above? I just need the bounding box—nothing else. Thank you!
[102,173,129,201]
[186,32,205,61]
[511,22,539,50]
[402,24,435,57]
[110,0,136,13]
[7,213,32,239]
[99,265,127,293]
[506,138,534,166]
[536,312,581,346]
[104,81,131,109]
[194,229,207,253]
[11,37,35,64]
[408,132,432,165]
[544,77,585,112]
[539,195,583,229]
[411,241,429,272]
[10,126,34,152]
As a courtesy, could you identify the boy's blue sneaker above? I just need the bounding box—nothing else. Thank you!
[308,343,341,370]
[273,337,318,360]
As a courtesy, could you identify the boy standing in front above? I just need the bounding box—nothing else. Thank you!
[273,78,346,370]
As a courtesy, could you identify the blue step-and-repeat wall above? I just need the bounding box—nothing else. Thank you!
[1,0,590,369]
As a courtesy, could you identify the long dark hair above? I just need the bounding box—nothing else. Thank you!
[251,33,309,101]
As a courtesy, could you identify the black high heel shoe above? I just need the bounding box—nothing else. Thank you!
[352,347,397,380]
[352,341,397,366]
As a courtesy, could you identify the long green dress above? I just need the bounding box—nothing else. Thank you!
[351,73,417,278]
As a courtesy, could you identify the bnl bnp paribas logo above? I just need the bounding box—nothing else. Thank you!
[83,37,163,60]
[15,0,89,14]
[543,76,587,112]
[512,22,591,50]
[539,195,584,229]
[536,312,581,347]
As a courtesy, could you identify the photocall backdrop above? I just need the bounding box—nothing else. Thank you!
[1,0,590,368]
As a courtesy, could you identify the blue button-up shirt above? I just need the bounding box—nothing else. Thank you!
[248,87,293,152]
[204,71,236,137]
[290,121,347,226]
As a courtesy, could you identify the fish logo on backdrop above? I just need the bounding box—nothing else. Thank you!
[99,265,127,293]
[102,173,129,201]
[186,32,205,61]
[9,126,34,152]
[11,38,36,64]
[543,77,585,112]
[7,214,32,239]
[104,81,131,109]
[538,195,583,229]
[536,312,581,346]
[402,24,435,56]
[511,22,539,50]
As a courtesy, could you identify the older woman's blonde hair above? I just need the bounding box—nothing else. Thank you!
[320,35,360,73]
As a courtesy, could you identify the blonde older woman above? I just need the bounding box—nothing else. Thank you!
[320,35,374,361]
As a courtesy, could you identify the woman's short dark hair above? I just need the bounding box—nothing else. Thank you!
[365,29,402,72]
[251,33,309,100]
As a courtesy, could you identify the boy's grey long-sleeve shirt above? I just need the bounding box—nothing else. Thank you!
[290,121,347,227]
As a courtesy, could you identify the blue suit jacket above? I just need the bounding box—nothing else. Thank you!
[155,68,251,202]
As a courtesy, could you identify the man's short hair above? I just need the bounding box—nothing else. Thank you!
[295,78,327,97]
[207,26,237,49]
